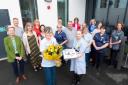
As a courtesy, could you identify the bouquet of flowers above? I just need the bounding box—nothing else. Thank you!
[43,44,63,67]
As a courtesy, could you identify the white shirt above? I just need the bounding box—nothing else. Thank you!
[64,28,77,48]
[40,37,58,67]
[83,32,93,53]
[62,26,66,32]
[15,27,24,39]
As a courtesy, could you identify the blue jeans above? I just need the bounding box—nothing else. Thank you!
[43,67,56,85]
[85,53,90,67]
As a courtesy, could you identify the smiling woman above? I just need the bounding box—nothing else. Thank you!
[4,26,27,84]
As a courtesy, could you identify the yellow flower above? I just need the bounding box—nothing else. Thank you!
[42,44,63,67]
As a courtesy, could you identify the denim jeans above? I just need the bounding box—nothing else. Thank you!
[43,67,56,85]
[11,59,25,77]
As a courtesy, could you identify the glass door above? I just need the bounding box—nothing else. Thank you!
[57,0,68,26]
[19,0,38,26]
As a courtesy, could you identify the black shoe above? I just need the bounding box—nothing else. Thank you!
[34,69,38,72]
[71,82,76,85]
[71,79,76,85]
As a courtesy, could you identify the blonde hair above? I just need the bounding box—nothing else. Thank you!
[25,22,33,33]
[81,22,88,34]
[33,19,40,25]
[44,26,53,34]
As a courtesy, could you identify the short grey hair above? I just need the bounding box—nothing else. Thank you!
[7,25,15,31]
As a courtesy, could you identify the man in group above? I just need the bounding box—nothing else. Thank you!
[13,18,24,39]
[64,21,77,48]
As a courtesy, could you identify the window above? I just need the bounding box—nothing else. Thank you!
[100,0,108,8]
[114,0,120,8]
[117,0,127,8]
[109,0,127,8]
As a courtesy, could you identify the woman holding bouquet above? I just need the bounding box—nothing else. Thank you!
[70,30,87,85]
[40,26,58,85]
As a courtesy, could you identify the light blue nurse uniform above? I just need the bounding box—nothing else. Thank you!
[70,38,87,74]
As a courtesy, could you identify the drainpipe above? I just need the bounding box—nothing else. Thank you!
[123,0,128,24]
[106,0,113,26]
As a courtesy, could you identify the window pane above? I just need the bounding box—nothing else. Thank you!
[57,0,68,26]
[100,0,108,8]
[114,0,120,8]
[19,0,38,26]
[118,0,127,8]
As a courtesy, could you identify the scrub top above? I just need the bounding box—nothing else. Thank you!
[54,31,67,49]
[111,30,124,50]
[93,33,109,53]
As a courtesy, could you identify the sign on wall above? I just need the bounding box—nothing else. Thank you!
[0,9,10,58]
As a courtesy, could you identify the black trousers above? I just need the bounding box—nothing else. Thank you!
[111,49,119,68]
[72,72,83,84]
[95,51,105,69]
[11,54,25,77]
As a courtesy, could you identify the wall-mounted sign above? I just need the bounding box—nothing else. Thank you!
[0,9,10,58]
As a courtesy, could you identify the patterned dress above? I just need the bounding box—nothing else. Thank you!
[27,35,41,68]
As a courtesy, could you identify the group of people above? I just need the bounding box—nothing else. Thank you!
[4,17,125,85]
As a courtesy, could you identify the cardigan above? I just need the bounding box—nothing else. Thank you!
[4,36,25,63]
[22,31,39,54]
